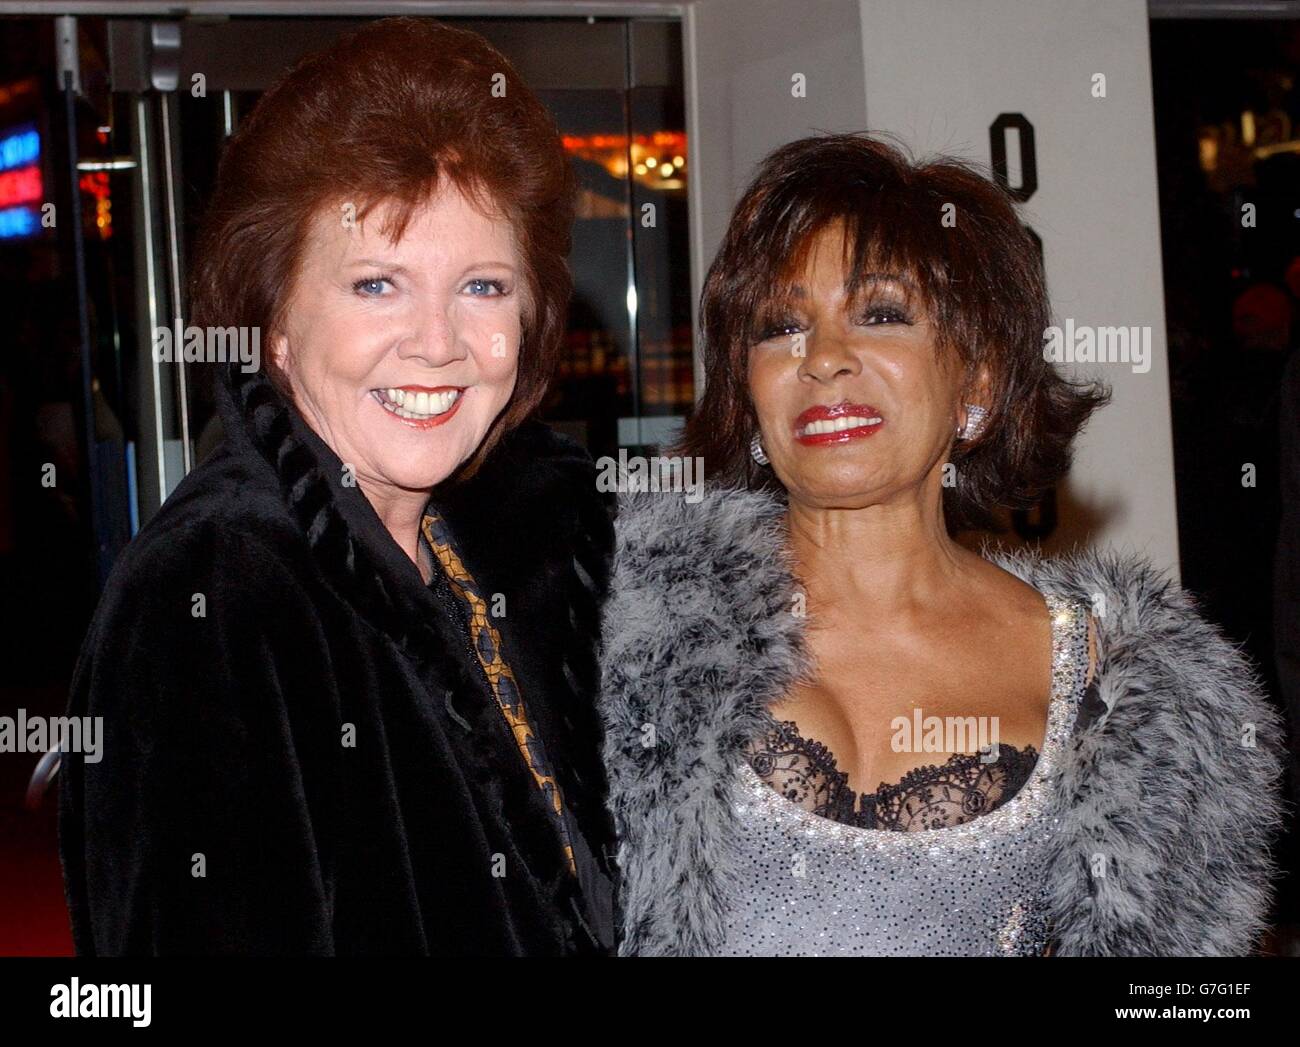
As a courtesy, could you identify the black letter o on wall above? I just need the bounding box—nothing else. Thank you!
[989,113,1037,202]
[992,113,1055,541]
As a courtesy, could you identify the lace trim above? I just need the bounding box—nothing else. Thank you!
[747,719,1042,832]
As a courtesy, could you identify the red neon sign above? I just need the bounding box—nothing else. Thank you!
[0,163,40,208]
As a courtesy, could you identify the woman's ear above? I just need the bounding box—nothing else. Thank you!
[955,361,994,440]
[269,332,290,380]
[963,361,994,413]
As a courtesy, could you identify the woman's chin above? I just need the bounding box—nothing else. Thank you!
[356,425,479,489]
[353,446,467,493]
[785,467,891,508]
[388,462,464,492]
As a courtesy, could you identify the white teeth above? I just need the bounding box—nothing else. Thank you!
[796,415,883,437]
[376,388,461,420]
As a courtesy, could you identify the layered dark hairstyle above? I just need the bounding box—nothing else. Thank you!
[678,131,1110,530]
[189,16,576,476]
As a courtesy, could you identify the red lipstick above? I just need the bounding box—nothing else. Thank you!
[793,401,885,445]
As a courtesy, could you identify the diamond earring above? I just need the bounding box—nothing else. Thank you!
[749,432,770,466]
[957,403,988,441]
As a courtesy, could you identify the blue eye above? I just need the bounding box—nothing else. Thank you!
[352,275,393,297]
[465,278,507,297]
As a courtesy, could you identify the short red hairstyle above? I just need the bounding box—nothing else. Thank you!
[189,16,576,473]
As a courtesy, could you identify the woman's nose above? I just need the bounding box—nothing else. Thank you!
[798,329,861,381]
[396,306,467,366]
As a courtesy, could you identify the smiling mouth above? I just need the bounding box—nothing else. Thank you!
[372,386,464,427]
[793,401,885,444]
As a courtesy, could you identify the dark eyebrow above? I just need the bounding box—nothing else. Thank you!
[858,271,918,290]
[784,271,917,297]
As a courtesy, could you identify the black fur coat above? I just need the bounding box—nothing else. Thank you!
[58,365,617,955]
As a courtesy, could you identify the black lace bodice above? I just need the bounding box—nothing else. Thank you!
[746,718,1044,832]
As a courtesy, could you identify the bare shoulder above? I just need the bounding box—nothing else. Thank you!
[961,545,1051,622]
[971,548,1100,684]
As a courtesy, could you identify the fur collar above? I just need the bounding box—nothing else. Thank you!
[215,364,616,951]
[599,483,1287,956]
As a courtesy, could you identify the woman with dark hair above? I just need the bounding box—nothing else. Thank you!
[59,17,616,955]
[599,132,1286,956]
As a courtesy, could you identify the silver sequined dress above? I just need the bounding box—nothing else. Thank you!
[716,593,1093,956]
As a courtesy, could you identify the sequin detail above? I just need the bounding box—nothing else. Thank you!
[717,593,1092,956]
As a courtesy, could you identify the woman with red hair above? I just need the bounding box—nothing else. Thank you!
[59,17,615,955]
